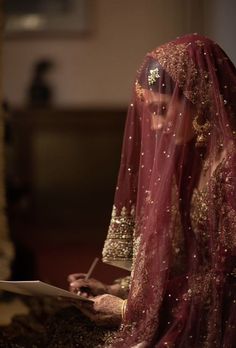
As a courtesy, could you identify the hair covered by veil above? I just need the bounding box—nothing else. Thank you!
[103,34,236,347]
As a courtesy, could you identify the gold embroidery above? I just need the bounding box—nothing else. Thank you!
[216,154,236,249]
[220,203,236,248]
[135,80,144,100]
[131,234,141,267]
[105,151,236,346]
[148,42,213,105]
[195,40,205,47]
[182,269,222,348]
[130,237,145,300]
[191,187,209,245]
[183,270,214,301]
[128,233,163,342]
[170,181,185,274]
[102,205,135,270]
[191,153,236,252]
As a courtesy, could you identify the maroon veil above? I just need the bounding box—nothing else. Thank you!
[103,34,236,347]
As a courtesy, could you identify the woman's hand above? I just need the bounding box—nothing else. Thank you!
[78,294,124,327]
[67,273,109,297]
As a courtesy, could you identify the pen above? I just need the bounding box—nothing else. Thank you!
[77,257,99,295]
[85,257,99,280]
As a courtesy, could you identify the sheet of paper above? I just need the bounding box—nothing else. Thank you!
[0,280,92,302]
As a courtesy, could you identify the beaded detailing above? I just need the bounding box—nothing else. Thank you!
[102,205,135,270]
[135,80,144,100]
[148,67,160,85]
[148,41,213,105]
[191,154,236,251]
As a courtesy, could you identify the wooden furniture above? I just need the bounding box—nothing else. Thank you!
[10,108,126,238]
[8,108,128,284]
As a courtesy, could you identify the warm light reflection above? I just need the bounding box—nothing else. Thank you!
[10,15,46,31]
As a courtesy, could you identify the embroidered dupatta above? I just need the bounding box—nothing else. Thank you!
[103,34,236,347]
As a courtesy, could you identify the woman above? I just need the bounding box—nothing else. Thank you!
[74,33,236,347]
[1,34,235,347]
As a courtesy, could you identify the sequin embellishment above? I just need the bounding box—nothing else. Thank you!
[148,67,160,85]
[102,205,135,270]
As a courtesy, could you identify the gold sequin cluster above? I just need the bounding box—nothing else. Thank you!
[191,152,236,251]
[102,205,135,270]
[135,80,144,100]
[148,41,213,105]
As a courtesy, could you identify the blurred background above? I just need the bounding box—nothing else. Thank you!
[2,0,236,289]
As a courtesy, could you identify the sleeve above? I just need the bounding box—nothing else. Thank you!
[102,100,141,271]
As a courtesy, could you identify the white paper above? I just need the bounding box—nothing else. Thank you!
[0,280,92,302]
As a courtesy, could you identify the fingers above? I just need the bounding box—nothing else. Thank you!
[77,290,90,298]
[69,279,90,293]
[67,273,86,283]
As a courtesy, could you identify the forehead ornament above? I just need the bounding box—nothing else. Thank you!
[148,67,160,85]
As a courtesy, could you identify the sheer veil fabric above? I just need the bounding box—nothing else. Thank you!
[103,34,236,347]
